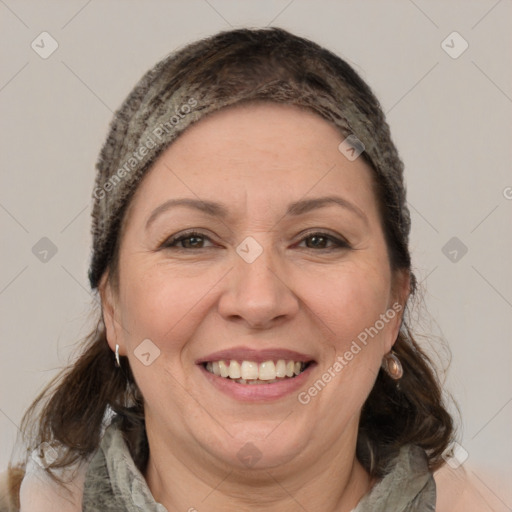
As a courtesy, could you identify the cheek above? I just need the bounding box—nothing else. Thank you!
[117,229,393,348]
[303,260,392,345]
[117,264,200,409]
[119,251,392,348]
[302,267,392,414]
[118,260,217,350]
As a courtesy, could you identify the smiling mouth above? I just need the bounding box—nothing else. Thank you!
[202,359,313,384]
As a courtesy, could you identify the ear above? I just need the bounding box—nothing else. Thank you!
[98,271,124,354]
[384,269,411,351]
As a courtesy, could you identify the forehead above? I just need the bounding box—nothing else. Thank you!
[122,101,379,227]
[166,101,346,164]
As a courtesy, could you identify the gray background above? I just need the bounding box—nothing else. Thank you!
[1,0,511,507]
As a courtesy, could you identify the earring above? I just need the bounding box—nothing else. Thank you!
[114,344,121,368]
[382,350,403,380]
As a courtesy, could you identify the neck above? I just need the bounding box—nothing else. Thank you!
[143,419,375,512]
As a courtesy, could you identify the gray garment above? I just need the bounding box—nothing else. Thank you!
[82,422,436,511]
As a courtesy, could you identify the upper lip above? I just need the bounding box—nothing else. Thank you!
[195,347,316,365]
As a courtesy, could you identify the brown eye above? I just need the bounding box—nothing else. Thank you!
[299,232,350,250]
[160,230,350,252]
[162,231,213,249]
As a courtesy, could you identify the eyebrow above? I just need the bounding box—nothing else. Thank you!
[145,195,368,230]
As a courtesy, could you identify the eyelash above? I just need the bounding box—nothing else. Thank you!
[160,229,350,251]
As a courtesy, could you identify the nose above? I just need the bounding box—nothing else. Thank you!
[217,240,299,330]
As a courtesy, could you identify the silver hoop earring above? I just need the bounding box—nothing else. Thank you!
[382,350,403,380]
[114,344,121,368]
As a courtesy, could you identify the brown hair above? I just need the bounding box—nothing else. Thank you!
[8,26,454,503]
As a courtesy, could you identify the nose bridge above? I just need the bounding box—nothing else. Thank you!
[235,233,284,300]
[238,235,279,286]
[218,234,298,328]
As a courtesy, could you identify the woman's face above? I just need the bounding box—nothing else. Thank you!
[101,102,409,474]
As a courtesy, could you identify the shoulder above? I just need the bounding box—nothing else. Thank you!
[17,456,89,512]
[0,466,23,511]
[434,463,510,512]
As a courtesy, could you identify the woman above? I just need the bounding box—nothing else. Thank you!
[4,27,459,511]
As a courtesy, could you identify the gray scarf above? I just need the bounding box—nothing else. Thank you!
[82,422,435,511]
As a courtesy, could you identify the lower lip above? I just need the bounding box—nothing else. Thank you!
[198,363,316,402]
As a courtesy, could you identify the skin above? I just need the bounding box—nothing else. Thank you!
[434,466,510,511]
[100,102,410,512]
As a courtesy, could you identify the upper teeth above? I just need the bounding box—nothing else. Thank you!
[205,360,306,380]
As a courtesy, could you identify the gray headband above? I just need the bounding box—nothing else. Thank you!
[88,28,410,290]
